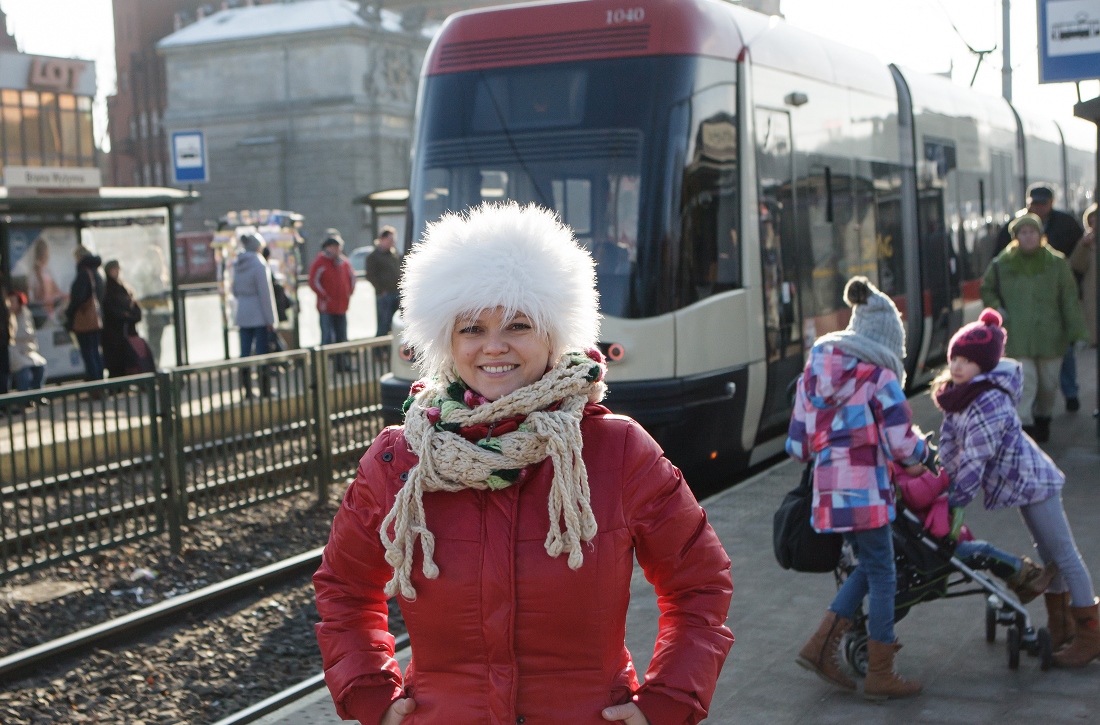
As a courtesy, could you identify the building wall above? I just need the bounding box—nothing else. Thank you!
[162,26,426,255]
[109,0,247,187]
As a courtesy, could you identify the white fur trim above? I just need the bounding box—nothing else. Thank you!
[399,202,601,378]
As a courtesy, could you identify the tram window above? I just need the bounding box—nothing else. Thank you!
[551,178,592,234]
[472,68,587,132]
[679,83,740,305]
[869,163,905,297]
[924,139,957,178]
[480,170,508,199]
[420,168,451,223]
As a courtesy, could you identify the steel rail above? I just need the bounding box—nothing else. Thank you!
[0,546,324,681]
[210,634,411,725]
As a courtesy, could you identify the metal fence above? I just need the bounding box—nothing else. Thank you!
[0,336,393,577]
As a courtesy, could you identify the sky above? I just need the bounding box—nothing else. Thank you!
[781,0,1099,146]
[0,0,1095,154]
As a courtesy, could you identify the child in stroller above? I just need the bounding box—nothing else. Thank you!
[837,462,1060,676]
[892,462,1057,602]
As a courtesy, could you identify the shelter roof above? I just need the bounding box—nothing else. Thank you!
[0,187,198,214]
[158,0,372,49]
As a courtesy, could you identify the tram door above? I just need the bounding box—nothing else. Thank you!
[754,108,803,439]
[918,139,963,370]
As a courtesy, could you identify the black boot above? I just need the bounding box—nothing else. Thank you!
[1033,416,1051,443]
[239,368,254,398]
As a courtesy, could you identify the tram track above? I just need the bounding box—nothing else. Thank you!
[0,547,324,683]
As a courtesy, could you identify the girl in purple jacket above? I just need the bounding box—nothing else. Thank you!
[936,308,1099,668]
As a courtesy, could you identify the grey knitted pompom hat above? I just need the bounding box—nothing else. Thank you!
[843,276,905,362]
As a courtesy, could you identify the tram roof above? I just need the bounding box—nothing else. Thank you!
[0,187,199,215]
[426,0,895,96]
[427,0,746,76]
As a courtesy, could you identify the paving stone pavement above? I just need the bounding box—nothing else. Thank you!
[267,352,1100,724]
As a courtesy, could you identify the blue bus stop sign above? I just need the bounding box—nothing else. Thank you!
[171,130,208,184]
[1038,0,1100,83]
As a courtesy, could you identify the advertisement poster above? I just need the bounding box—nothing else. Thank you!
[8,226,85,379]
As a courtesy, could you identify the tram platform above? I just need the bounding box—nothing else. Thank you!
[263,353,1100,724]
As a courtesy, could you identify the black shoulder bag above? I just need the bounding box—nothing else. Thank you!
[773,462,843,573]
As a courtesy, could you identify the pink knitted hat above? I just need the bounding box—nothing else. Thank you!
[948,308,1006,372]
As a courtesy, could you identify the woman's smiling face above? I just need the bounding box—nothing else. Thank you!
[451,306,552,401]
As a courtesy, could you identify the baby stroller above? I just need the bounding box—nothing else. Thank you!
[838,497,1054,675]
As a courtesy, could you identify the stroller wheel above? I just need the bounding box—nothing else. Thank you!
[1007,626,1021,670]
[844,630,869,678]
[1038,628,1053,671]
[985,601,997,643]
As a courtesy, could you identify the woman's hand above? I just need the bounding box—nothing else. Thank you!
[380,697,416,724]
[601,703,651,725]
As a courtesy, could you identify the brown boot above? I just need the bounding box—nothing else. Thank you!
[1006,558,1059,604]
[796,611,856,691]
[1045,592,1076,650]
[1053,600,1100,668]
[863,640,922,701]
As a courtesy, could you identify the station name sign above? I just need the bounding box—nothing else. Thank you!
[4,165,102,193]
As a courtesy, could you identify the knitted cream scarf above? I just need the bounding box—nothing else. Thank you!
[381,351,607,599]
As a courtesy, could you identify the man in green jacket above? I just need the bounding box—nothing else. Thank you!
[980,213,1088,442]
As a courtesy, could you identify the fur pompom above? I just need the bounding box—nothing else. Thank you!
[979,308,1003,327]
[844,276,872,306]
[399,202,601,378]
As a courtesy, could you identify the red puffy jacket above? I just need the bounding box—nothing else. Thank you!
[309,252,357,314]
[314,405,733,725]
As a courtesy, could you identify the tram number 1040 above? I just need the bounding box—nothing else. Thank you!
[606,7,645,24]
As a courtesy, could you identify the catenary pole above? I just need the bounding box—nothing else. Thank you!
[1002,0,1012,101]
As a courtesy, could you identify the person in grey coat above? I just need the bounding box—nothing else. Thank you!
[233,233,277,396]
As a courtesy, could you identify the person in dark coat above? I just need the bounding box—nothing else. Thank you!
[65,246,106,382]
[994,184,1086,412]
[1,273,10,394]
[365,226,401,336]
[102,260,143,379]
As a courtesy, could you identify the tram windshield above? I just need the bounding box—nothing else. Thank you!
[410,56,738,318]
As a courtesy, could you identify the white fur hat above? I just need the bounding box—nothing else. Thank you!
[399,202,600,378]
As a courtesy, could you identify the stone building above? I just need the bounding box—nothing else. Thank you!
[158,0,431,252]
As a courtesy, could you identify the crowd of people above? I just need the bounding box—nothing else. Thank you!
[0,245,154,397]
[0,222,402,397]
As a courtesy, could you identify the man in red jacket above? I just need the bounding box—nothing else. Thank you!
[309,230,357,346]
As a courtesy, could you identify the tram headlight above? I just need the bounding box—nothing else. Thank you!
[598,342,626,362]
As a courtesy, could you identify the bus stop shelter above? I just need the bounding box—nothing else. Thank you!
[0,186,198,381]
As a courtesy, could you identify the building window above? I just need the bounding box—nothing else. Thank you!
[139,111,148,140]
[154,161,163,186]
[0,90,96,168]
[77,96,94,164]
[21,91,42,166]
[40,92,60,166]
[2,89,23,166]
[143,163,151,185]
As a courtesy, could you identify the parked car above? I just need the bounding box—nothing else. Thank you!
[348,245,372,275]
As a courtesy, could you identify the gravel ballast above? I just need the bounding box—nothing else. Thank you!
[0,482,407,724]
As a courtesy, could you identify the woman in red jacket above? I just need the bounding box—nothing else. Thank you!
[313,202,733,725]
